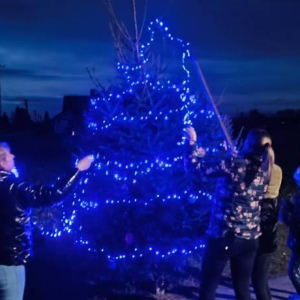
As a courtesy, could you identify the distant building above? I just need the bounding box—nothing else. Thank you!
[53,89,99,135]
[62,95,90,114]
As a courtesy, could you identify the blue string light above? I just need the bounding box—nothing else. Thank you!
[34,19,223,260]
[75,240,206,260]
[88,107,216,131]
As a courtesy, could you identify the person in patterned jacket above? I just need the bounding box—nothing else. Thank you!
[185,128,273,300]
[0,142,94,300]
[281,165,300,298]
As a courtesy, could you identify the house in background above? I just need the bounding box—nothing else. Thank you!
[53,89,98,135]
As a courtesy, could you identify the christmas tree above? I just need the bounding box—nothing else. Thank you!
[35,2,233,294]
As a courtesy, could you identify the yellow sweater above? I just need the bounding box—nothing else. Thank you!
[265,164,282,199]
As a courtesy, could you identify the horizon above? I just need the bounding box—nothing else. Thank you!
[3,97,300,119]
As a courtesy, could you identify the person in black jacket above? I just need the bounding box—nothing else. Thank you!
[0,142,93,300]
[251,146,282,300]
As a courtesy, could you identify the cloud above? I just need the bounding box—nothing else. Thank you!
[2,68,86,81]
[0,42,115,113]
[1,0,300,59]
[198,57,300,97]
[1,0,300,116]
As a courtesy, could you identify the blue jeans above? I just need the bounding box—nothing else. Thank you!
[0,265,25,300]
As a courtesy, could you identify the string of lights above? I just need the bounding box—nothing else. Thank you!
[33,19,225,260]
[88,107,216,132]
[75,239,206,260]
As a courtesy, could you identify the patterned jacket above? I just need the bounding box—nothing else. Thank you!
[186,144,269,240]
[0,169,81,265]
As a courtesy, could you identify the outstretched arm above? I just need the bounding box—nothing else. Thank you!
[12,155,94,208]
[184,127,206,173]
[184,126,232,176]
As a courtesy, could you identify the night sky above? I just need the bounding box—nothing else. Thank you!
[1,0,300,117]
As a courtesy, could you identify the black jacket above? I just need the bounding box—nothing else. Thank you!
[258,197,280,254]
[0,169,81,265]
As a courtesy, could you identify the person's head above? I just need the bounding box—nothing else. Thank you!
[0,142,15,172]
[294,166,300,188]
[242,129,274,178]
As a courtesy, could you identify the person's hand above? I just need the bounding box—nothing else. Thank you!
[184,126,197,145]
[231,148,238,157]
[196,147,206,158]
[223,140,238,157]
[76,155,94,171]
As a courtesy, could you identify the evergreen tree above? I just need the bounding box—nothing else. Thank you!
[35,16,232,294]
[43,111,50,123]
[13,106,32,129]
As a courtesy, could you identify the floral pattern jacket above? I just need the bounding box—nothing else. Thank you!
[186,144,269,240]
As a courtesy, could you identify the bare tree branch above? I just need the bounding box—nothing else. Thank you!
[138,0,148,40]
[103,0,131,42]
[131,0,140,61]
[86,67,106,92]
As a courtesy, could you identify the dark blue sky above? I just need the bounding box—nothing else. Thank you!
[1,0,300,116]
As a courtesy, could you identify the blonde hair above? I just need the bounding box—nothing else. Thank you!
[263,144,275,179]
[242,129,274,179]
[0,142,10,163]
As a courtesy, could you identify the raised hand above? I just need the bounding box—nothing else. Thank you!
[223,140,238,157]
[184,126,197,145]
[76,155,94,171]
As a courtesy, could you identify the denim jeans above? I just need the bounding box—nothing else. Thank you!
[0,265,25,300]
[199,234,258,300]
[252,253,272,300]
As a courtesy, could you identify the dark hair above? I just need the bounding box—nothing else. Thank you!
[242,129,274,178]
